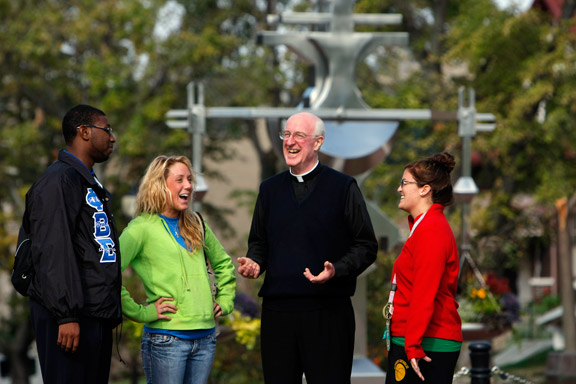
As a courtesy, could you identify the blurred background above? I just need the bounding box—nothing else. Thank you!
[1,0,575,383]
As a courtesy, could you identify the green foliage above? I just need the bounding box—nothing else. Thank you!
[357,1,576,279]
[210,334,263,384]
[444,8,576,273]
[211,310,263,383]
[220,310,261,350]
[3,0,576,381]
[458,286,501,322]
[0,1,278,382]
[528,293,561,316]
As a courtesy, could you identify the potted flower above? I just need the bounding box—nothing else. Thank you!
[459,273,520,340]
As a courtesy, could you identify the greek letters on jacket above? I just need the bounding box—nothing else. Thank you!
[85,186,117,263]
[27,150,122,326]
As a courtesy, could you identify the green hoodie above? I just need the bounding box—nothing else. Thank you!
[120,213,236,331]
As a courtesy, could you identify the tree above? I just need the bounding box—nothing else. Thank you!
[444,3,576,278]
[0,0,282,382]
[353,0,576,367]
[355,0,576,279]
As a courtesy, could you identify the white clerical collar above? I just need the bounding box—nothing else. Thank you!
[290,161,319,183]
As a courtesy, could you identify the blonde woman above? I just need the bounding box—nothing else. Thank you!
[120,155,236,384]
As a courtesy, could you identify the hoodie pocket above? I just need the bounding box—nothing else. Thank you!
[178,274,213,318]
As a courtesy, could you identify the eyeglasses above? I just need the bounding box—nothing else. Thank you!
[77,124,114,135]
[399,179,419,187]
[279,131,320,141]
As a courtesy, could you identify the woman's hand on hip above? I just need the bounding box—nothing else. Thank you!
[213,301,223,318]
[154,297,177,320]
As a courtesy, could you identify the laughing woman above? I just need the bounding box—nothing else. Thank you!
[384,152,462,384]
[120,155,236,384]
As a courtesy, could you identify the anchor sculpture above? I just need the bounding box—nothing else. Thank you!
[258,0,408,176]
[165,3,495,382]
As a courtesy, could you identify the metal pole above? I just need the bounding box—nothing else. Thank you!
[187,82,205,211]
[187,82,204,174]
[458,87,476,276]
[459,135,472,275]
[469,342,491,384]
[556,197,576,352]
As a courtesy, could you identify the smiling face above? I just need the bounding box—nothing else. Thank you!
[282,113,324,174]
[161,161,193,218]
[397,169,430,217]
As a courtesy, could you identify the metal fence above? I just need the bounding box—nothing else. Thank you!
[453,342,536,384]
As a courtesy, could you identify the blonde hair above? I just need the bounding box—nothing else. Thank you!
[135,155,204,251]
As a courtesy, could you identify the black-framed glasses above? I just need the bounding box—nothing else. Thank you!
[77,124,114,135]
[279,131,320,141]
[399,179,419,187]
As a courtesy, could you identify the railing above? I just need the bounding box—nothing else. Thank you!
[453,342,536,384]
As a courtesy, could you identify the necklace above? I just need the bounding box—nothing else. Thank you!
[168,221,180,238]
[161,215,180,238]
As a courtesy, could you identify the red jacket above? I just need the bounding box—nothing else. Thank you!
[390,204,462,360]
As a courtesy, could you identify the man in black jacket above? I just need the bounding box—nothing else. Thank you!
[238,112,378,384]
[26,105,122,383]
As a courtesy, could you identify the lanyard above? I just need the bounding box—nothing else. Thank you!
[383,275,396,351]
[383,210,428,350]
[409,210,428,238]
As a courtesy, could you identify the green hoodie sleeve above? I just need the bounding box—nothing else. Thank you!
[119,220,158,323]
[203,222,236,316]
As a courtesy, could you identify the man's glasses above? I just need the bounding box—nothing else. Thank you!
[279,131,320,141]
[399,179,419,187]
[77,124,114,135]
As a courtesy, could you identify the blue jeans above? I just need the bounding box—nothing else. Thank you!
[141,330,217,384]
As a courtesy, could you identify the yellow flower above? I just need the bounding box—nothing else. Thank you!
[476,288,487,299]
[470,288,487,300]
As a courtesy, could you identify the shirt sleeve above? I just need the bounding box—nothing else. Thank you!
[203,222,237,316]
[119,224,157,323]
[245,193,268,274]
[332,181,378,278]
[29,172,84,324]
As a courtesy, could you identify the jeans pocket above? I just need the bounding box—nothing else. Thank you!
[149,333,176,346]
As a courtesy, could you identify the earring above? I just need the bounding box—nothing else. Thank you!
[419,192,424,196]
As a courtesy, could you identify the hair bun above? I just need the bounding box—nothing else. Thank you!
[429,152,455,174]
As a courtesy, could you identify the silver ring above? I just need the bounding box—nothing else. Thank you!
[161,307,165,313]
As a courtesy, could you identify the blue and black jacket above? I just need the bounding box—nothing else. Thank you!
[26,150,122,326]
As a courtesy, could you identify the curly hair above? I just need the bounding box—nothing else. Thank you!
[135,155,204,251]
[405,152,456,206]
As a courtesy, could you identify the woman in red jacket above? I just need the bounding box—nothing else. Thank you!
[384,152,462,383]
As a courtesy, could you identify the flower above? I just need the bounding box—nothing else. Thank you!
[471,288,487,300]
[221,310,261,350]
[458,273,520,331]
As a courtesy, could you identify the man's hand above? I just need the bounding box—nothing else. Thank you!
[410,356,432,381]
[57,322,80,353]
[238,257,260,279]
[303,261,335,284]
